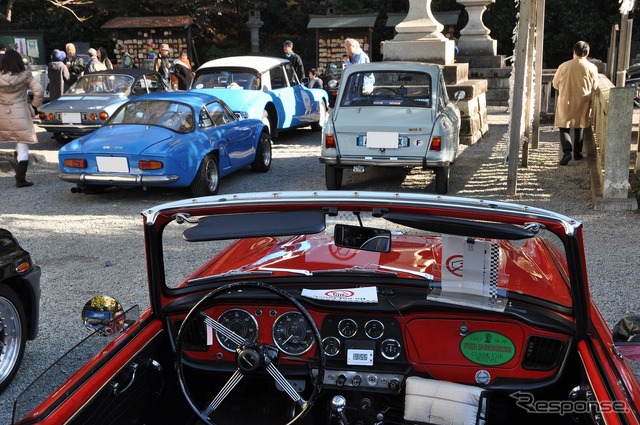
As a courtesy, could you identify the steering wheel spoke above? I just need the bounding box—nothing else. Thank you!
[203,368,245,416]
[200,311,245,347]
[266,362,305,406]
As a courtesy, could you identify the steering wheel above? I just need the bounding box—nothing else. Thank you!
[371,87,397,96]
[175,281,325,425]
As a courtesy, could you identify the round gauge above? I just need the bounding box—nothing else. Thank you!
[322,336,341,357]
[380,338,402,360]
[364,319,385,339]
[215,308,259,352]
[272,311,315,356]
[338,318,358,338]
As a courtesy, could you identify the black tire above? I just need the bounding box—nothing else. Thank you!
[251,131,272,172]
[310,101,327,131]
[0,285,27,394]
[191,154,219,197]
[325,165,343,190]
[435,166,450,194]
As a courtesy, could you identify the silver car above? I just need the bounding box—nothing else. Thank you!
[320,61,464,194]
[38,68,169,143]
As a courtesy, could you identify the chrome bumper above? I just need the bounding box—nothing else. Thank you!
[59,173,180,185]
[319,156,450,168]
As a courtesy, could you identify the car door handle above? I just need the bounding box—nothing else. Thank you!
[110,362,138,396]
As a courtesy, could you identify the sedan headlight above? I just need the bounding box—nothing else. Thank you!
[327,79,339,89]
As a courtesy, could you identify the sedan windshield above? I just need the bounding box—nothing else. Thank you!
[340,71,432,108]
[109,100,195,133]
[68,74,135,95]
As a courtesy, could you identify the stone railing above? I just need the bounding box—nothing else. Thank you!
[589,74,636,210]
[538,71,636,210]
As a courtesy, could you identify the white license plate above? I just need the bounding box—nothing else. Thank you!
[366,132,400,149]
[96,157,129,173]
[61,112,82,124]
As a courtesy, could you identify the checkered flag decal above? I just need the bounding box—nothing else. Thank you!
[487,242,500,302]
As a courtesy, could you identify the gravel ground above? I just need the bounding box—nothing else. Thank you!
[0,106,638,424]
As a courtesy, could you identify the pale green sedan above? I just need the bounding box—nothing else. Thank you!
[320,61,464,194]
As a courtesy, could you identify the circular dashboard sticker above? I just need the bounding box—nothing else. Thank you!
[460,331,515,366]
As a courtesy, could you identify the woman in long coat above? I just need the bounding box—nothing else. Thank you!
[0,49,44,187]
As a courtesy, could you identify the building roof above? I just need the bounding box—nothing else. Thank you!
[101,16,194,30]
[307,14,378,29]
[386,11,461,27]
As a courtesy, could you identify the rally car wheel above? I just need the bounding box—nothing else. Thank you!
[0,285,27,394]
[251,131,272,172]
[191,154,219,197]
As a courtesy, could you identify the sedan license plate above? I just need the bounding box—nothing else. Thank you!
[61,112,82,124]
[357,134,409,148]
[96,156,129,173]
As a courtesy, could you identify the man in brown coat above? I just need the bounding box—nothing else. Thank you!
[552,41,599,165]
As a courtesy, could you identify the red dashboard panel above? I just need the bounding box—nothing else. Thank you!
[404,313,570,384]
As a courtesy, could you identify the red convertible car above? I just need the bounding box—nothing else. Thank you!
[10,191,640,425]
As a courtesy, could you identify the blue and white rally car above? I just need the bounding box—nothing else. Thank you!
[190,56,329,137]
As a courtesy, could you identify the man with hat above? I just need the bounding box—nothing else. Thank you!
[154,43,172,89]
[282,40,304,82]
[86,47,106,73]
[48,49,70,101]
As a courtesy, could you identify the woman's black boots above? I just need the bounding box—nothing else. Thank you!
[15,160,33,188]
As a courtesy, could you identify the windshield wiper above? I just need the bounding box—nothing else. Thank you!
[187,269,273,285]
[257,267,312,276]
[313,265,397,277]
[313,264,434,281]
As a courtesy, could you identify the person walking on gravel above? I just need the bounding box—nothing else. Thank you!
[552,40,599,166]
[0,49,44,188]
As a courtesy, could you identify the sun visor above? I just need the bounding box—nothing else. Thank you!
[182,210,326,242]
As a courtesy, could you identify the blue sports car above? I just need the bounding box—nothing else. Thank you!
[58,91,271,196]
[190,56,329,138]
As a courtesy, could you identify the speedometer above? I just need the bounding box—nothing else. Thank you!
[272,311,315,355]
[216,308,258,352]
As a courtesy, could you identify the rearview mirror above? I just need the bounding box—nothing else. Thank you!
[334,224,391,252]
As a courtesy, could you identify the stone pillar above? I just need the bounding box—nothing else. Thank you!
[456,0,497,56]
[383,0,456,65]
[246,8,264,53]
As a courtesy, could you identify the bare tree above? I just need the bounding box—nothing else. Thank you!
[2,0,93,22]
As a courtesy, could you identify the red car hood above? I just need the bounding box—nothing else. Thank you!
[190,232,573,308]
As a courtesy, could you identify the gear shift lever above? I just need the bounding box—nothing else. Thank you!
[331,395,349,425]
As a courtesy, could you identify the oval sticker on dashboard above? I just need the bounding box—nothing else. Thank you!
[459,331,515,366]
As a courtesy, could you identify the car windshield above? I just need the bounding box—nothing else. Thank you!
[192,68,260,90]
[108,100,195,133]
[67,74,135,95]
[157,201,573,314]
[340,71,432,108]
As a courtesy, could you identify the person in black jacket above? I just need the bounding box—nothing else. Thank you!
[282,40,304,82]
[64,43,84,85]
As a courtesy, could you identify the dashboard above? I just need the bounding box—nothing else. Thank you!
[175,301,570,391]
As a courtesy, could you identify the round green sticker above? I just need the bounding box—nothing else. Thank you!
[460,331,515,366]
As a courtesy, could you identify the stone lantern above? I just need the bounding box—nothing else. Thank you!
[246,1,265,53]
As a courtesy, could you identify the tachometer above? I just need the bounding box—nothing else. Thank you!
[216,308,258,352]
[272,311,315,355]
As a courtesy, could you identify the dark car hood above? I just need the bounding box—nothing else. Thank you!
[41,95,127,112]
[75,125,174,155]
